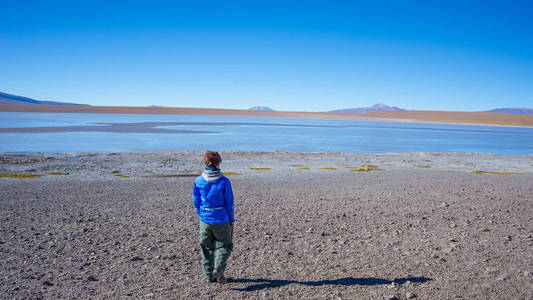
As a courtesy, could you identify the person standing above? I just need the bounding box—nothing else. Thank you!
[192,151,235,284]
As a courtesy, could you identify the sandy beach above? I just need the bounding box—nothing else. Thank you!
[2,104,533,128]
[1,151,532,299]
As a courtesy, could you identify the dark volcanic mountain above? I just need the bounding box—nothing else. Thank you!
[0,91,89,106]
[486,108,533,114]
[329,103,404,114]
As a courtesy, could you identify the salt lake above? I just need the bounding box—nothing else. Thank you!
[0,112,532,155]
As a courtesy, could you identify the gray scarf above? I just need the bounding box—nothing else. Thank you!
[202,168,222,183]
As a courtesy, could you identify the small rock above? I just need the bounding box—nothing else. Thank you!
[130,256,144,261]
[385,295,399,300]
[87,275,98,281]
[43,281,54,286]
[406,291,417,298]
[449,222,457,228]
[505,236,512,241]
[440,202,449,208]
[442,247,454,254]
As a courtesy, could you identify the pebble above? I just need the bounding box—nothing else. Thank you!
[130,256,144,261]
[385,295,399,300]
[406,291,417,298]
[42,280,54,286]
[87,275,98,281]
[442,247,454,254]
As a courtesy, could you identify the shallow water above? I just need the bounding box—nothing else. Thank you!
[0,112,532,154]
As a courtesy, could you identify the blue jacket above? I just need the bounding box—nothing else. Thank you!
[193,172,235,225]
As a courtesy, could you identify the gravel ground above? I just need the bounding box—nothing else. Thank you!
[1,152,532,299]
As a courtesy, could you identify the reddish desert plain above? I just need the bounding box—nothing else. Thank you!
[1,104,533,127]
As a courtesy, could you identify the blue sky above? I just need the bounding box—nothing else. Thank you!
[1,1,532,111]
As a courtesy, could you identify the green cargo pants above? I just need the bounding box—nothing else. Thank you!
[199,221,233,280]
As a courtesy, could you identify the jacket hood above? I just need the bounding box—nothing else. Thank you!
[202,167,222,183]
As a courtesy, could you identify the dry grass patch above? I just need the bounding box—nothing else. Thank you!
[413,165,431,168]
[223,172,239,176]
[351,165,384,171]
[469,170,521,175]
[0,173,46,178]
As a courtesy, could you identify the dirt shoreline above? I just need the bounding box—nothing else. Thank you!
[2,104,533,128]
[1,151,532,299]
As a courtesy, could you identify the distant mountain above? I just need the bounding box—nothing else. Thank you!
[249,106,275,111]
[150,105,165,107]
[486,108,533,114]
[329,103,404,114]
[0,91,89,106]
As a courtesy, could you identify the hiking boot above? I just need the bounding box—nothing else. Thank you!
[212,269,227,284]
[205,276,216,283]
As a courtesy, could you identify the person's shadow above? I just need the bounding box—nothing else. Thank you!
[230,276,432,292]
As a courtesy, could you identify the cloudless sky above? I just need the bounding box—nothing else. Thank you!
[1,0,532,111]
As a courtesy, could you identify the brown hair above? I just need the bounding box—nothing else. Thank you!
[204,151,222,168]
